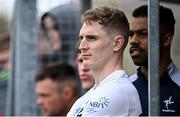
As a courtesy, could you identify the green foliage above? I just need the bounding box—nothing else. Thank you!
[0,70,8,80]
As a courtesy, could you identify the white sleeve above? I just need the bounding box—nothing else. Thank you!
[67,88,94,117]
[67,97,83,117]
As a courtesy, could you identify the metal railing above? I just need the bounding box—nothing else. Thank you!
[148,0,160,116]
[6,0,38,115]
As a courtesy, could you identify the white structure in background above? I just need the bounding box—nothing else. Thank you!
[0,0,15,22]
[0,0,75,20]
[37,0,73,17]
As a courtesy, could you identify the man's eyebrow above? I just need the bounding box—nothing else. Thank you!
[79,34,98,39]
[85,34,97,38]
[130,28,147,33]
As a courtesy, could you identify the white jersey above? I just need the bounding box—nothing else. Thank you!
[67,70,142,116]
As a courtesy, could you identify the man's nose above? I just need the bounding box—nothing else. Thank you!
[129,34,140,45]
[79,39,89,52]
[37,97,43,105]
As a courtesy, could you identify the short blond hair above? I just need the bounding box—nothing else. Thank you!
[82,6,129,40]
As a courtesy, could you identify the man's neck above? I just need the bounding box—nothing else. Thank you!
[160,56,172,75]
[140,57,172,80]
[93,57,123,86]
[141,66,148,79]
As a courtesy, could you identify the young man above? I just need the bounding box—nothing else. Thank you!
[35,63,81,116]
[0,32,10,116]
[0,32,10,71]
[75,42,94,93]
[67,6,142,116]
[129,5,180,116]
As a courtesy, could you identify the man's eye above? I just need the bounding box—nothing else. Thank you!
[140,32,148,36]
[87,37,97,41]
[78,59,83,63]
[129,31,133,37]
[88,38,96,41]
[79,36,83,40]
[39,94,49,98]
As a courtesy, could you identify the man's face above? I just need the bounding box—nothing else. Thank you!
[77,53,94,90]
[129,17,148,67]
[36,78,65,116]
[43,16,61,53]
[79,21,114,70]
[0,50,10,70]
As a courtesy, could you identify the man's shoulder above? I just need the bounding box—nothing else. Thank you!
[129,73,138,83]
[167,63,180,87]
[97,77,139,100]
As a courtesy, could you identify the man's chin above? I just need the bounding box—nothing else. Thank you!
[43,113,49,116]
[41,110,50,116]
[82,83,93,90]
[83,61,91,67]
[133,61,148,67]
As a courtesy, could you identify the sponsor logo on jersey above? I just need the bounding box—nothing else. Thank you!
[73,96,110,116]
[74,107,83,117]
[162,96,175,112]
[89,96,110,108]
[86,96,110,113]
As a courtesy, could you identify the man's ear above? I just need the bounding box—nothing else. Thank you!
[113,35,124,52]
[63,86,74,101]
[162,33,173,47]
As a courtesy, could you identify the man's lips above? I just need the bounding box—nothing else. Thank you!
[81,54,91,59]
[80,75,90,80]
[129,47,143,56]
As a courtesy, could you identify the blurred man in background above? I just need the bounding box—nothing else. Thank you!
[129,5,180,116]
[75,42,94,94]
[0,32,10,116]
[0,32,10,71]
[35,63,81,116]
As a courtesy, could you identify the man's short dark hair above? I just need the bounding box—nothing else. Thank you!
[40,13,59,32]
[132,5,175,34]
[35,62,81,97]
[0,32,10,52]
